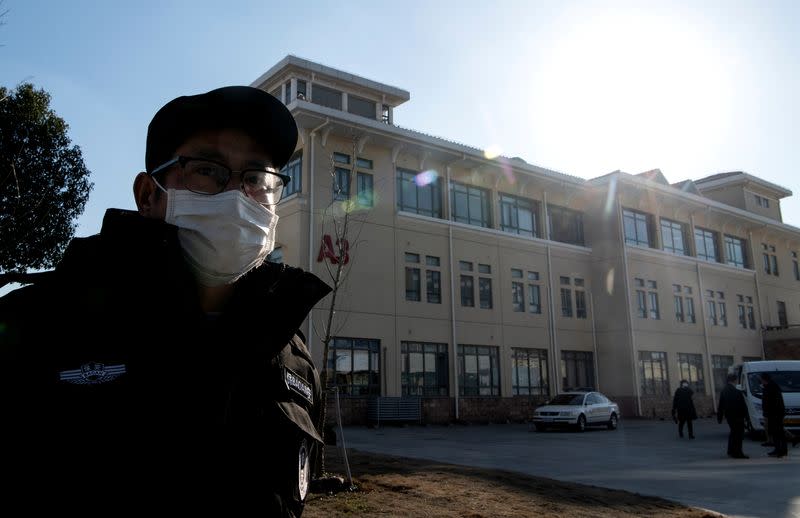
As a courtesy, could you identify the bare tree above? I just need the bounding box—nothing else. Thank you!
[313,135,372,484]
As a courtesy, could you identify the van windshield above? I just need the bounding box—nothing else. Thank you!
[747,371,800,398]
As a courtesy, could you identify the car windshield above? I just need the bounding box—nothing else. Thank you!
[748,371,800,398]
[547,394,585,405]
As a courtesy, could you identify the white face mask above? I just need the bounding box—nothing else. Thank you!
[162,188,279,287]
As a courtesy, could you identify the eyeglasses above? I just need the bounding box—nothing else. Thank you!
[150,156,291,206]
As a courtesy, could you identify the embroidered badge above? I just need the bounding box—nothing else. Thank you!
[59,362,127,385]
[298,440,309,501]
[284,367,313,404]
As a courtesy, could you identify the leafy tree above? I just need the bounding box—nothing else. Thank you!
[0,83,93,273]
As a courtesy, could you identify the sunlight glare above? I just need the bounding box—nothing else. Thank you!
[530,10,736,175]
[484,145,503,159]
[415,169,439,187]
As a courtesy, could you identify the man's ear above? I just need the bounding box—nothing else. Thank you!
[133,172,158,217]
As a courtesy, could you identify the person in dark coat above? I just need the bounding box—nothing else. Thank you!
[0,86,331,516]
[717,372,749,458]
[761,372,788,457]
[672,379,698,438]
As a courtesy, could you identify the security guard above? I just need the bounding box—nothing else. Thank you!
[0,86,331,516]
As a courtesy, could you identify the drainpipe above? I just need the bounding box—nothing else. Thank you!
[616,194,642,416]
[446,165,459,420]
[589,290,599,390]
[543,191,559,396]
[691,214,716,412]
[749,230,767,359]
[307,118,330,353]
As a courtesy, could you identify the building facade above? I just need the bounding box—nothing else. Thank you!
[254,56,800,423]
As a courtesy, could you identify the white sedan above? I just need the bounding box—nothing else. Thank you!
[532,391,620,432]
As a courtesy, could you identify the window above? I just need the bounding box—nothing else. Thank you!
[356,157,373,170]
[458,345,500,396]
[755,194,770,208]
[747,305,756,329]
[793,252,800,281]
[296,80,307,100]
[283,80,291,105]
[560,288,573,317]
[511,282,525,312]
[396,168,442,218]
[401,342,448,396]
[548,205,584,246]
[407,253,441,304]
[426,269,441,304]
[381,104,390,124]
[327,337,380,395]
[635,277,658,319]
[561,351,595,391]
[512,348,549,396]
[333,152,350,165]
[637,290,647,318]
[333,167,351,200]
[479,264,491,274]
[348,94,376,119]
[718,301,727,327]
[500,194,538,237]
[661,219,689,255]
[649,292,660,320]
[479,277,493,309]
[311,83,342,110]
[639,351,670,396]
[674,295,684,322]
[528,272,542,314]
[280,151,302,198]
[677,353,705,395]
[777,300,788,327]
[737,299,746,329]
[460,275,474,307]
[575,290,587,319]
[356,172,373,207]
[712,355,734,397]
[707,299,717,326]
[724,235,747,268]
[460,261,473,272]
[686,296,696,324]
[451,181,492,228]
[694,228,719,262]
[763,244,779,276]
[404,252,421,302]
[623,209,653,247]
[511,277,525,313]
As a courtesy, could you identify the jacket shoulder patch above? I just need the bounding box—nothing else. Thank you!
[284,367,313,404]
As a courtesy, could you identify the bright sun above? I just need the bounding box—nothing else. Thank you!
[530,9,737,176]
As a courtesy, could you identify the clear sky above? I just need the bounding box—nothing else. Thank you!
[2,0,799,238]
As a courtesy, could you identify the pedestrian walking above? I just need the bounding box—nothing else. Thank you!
[761,373,788,457]
[717,373,749,458]
[672,379,697,439]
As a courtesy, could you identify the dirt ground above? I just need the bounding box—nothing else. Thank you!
[305,446,722,518]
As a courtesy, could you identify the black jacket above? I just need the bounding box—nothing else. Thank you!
[717,383,748,424]
[762,379,785,419]
[672,386,697,420]
[0,209,331,515]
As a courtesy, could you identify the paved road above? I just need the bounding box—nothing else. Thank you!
[340,418,799,518]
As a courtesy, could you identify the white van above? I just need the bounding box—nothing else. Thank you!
[730,360,800,434]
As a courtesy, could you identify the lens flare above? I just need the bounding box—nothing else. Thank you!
[415,169,438,187]
[484,145,502,160]
[499,157,516,185]
[605,268,615,296]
